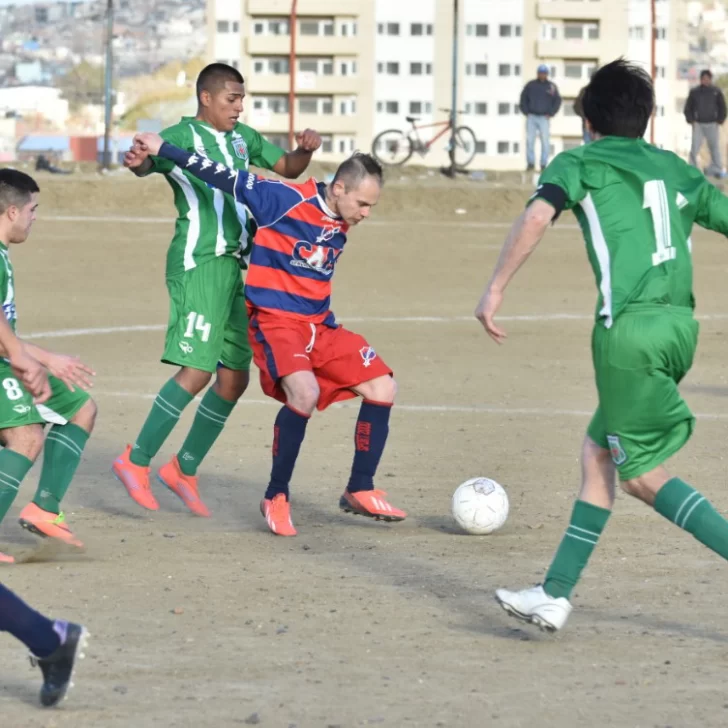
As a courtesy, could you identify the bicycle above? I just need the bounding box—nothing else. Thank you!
[371,109,478,169]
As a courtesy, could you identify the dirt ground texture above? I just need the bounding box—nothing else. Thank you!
[2,172,728,728]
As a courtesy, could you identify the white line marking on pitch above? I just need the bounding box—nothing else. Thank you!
[43,214,579,231]
[92,389,728,420]
[22,312,728,341]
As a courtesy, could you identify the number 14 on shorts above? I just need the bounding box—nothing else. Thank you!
[184,312,211,343]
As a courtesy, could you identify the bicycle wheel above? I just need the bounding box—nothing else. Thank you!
[371,129,413,166]
[451,126,478,169]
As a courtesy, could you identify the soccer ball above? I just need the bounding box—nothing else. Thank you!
[451,477,509,535]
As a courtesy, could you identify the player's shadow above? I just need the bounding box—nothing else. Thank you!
[0,677,41,707]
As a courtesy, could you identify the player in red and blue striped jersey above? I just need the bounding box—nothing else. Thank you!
[135,133,407,536]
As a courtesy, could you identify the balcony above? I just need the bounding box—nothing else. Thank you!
[247,0,363,15]
[537,38,604,60]
[556,77,589,98]
[247,73,361,96]
[537,0,605,21]
[246,35,359,56]
[248,112,359,135]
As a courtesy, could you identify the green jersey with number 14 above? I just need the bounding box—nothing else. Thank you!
[536,136,728,327]
[148,117,285,278]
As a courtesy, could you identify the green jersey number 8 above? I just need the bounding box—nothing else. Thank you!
[644,179,678,267]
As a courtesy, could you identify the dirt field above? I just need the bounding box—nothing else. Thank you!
[2,172,728,728]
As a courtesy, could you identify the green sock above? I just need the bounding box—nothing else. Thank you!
[543,499,611,600]
[654,477,728,560]
[177,388,236,476]
[33,423,89,514]
[130,379,194,467]
[0,450,33,525]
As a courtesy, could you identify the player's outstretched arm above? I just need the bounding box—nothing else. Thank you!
[474,199,554,344]
[272,129,322,179]
[0,316,51,403]
[695,177,728,236]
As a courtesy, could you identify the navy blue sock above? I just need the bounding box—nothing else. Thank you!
[0,583,61,657]
[265,405,310,501]
[347,400,392,493]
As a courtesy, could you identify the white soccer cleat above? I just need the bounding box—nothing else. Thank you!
[495,584,572,633]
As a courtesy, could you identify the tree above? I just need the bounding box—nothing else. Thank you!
[57,61,105,110]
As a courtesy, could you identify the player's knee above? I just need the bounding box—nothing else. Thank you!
[619,477,650,502]
[360,375,397,404]
[71,399,97,433]
[1,425,43,462]
[288,381,320,415]
[214,368,249,401]
[175,367,212,395]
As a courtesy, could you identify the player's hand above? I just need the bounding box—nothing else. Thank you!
[134,132,164,156]
[295,129,322,153]
[9,348,51,404]
[474,287,507,344]
[45,354,95,393]
[123,142,150,169]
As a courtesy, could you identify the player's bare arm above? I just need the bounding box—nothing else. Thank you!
[474,198,555,344]
[272,129,323,179]
[0,316,51,403]
[23,343,95,392]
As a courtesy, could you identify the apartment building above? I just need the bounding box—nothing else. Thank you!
[208,0,690,170]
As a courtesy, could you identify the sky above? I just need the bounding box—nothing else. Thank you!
[0,1,94,6]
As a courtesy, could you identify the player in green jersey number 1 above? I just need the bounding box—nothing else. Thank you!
[112,63,321,517]
[475,59,728,633]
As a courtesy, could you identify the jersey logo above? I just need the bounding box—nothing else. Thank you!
[359,346,377,368]
[607,435,628,466]
[232,133,249,163]
[13,404,30,414]
[2,302,15,322]
[291,242,342,276]
[316,224,341,243]
[676,192,689,210]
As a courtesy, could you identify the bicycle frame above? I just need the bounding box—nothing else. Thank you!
[409,119,452,151]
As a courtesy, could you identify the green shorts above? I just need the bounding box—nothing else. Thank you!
[0,365,90,430]
[162,257,252,373]
[587,305,699,480]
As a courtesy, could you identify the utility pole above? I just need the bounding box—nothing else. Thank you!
[288,0,298,151]
[650,0,656,144]
[102,0,114,170]
[447,0,459,176]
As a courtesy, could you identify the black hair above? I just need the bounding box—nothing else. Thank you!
[581,58,654,139]
[0,168,39,215]
[332,152,384,191]
[700,69,713,79]
[196,63,244,101]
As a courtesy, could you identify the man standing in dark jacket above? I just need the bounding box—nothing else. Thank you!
[684,69,727,178]
[519,64,561,171]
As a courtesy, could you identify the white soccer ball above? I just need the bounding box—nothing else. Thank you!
[451,477,509,535]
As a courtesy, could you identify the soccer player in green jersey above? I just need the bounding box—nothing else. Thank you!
[0,169,96,562]
[113,63,321,516]
[475,59,728,633]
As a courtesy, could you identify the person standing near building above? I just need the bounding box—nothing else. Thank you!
[684,69,727,179]
[519,64,561,171]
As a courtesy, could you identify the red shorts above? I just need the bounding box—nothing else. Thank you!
[248,310,393,410]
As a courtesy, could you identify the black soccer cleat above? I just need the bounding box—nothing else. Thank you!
[31,622,89,707]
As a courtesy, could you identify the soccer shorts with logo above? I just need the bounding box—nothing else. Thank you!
[162,256,252,373]
[248,310,393,411]
[0,365,90,429]
[587,305,699,480]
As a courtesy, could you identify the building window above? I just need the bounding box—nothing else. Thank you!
[564,99,578,116]
[474,102,487,115]
[411,22,433,36]
[321,135,333,153]
[378,22,400,35]
[254,57,290,75]
[654,27,667,40]
[466,23,488,37]
[378,62,400,75]
[629,26,645,40]
[499,24,512,37]
[253,18,289,35]
[300,18,334,36]
[656,66,666,78]
[377,101,399,114]
[564,22,599,40]
[475,141,486,154]
[497,141,509,154]
[466,63,488,76]
[499,64,512,77]
[217,20,229,32]
[564,61,597,79]
[410,62,433,75]
[298,96,333,114]
[498,102,511,115]
[252,96,289,113]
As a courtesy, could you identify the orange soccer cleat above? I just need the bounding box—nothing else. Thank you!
[339,489,407,522]
[157,456,210,518]
[18,504,84,549]
[0,550,14,564]
[260,494,297,537]
[112,445,159,511]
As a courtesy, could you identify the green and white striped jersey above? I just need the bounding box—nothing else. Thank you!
[536,136,728,327]
[0,243,16,333]
[148,117,285,277]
